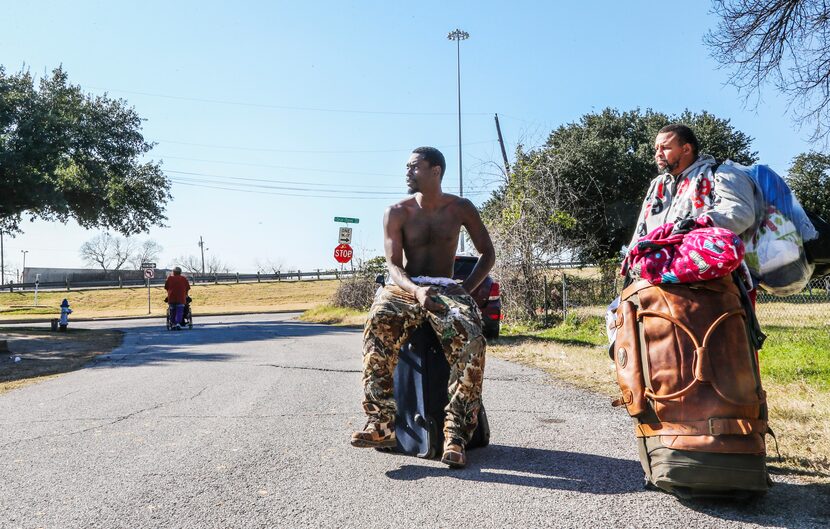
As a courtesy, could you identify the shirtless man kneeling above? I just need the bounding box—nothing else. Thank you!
[350,146,495,468]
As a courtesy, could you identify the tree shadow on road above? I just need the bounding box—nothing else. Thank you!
[385,443,642,494]
[87,320,361,370]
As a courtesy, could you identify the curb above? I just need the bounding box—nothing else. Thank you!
[0,309,306,326]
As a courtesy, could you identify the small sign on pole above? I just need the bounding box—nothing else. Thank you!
[338,227,352,245]
[143,268,155,314]
[334,217,359,224]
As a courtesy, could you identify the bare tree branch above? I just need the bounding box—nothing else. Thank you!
[79,233,115,271]
[706,0,830,142]
[131,240,163,269]
[174,255,202,275]
[110,237,137,271]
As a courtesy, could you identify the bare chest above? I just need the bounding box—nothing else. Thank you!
[402,210,462,248]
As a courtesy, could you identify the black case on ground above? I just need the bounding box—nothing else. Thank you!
[392,323,490,459]
[805,211,830,277]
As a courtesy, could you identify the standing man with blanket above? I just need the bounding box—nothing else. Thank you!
[350,146,495,468]
[632,124,763,246]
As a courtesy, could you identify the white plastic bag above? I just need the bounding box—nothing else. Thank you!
[721,161,816,296]
[745,205,815,295]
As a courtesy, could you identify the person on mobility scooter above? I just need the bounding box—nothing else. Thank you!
[166,295,193,330]
[350,146,495,469]
[164,266,191,330]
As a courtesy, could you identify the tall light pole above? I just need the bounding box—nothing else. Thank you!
[448,28,469,252]
[20,250,28,282]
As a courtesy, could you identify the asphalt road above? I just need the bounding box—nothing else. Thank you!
[0,314,827,529]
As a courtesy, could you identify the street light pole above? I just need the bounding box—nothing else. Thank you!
[447,28,469,252]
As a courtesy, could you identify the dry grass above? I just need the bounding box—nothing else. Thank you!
[299,305,368,327]
[488,339,617,397]
[0,327,123,394]
[755,301,830,327]
[0,280,339,320]
[766,384,830,473]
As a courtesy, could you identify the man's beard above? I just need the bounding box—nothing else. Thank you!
[657,157,678,174]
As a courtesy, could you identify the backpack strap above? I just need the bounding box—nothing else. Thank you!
[635,418,768,438]
[621,275,741,302]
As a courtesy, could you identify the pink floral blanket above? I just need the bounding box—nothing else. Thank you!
[622,219,745,284]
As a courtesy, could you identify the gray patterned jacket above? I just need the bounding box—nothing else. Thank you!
[629,155,764,249]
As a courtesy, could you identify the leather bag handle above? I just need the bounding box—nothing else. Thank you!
[638,308,758,406]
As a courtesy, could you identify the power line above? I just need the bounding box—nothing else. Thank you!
[157,155,402,179]
[167,171,494,196]
[168,178,491,199]
[153,138,497,154]
[169,179,399,199]
[168,174,401,195]
[165,169,401,190]
[84,85,494,117]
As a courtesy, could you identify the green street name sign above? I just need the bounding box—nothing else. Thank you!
[334,216,359,224]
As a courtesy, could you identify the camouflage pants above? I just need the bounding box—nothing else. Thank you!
[361,283,486,443]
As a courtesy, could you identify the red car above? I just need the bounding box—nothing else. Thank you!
[452,255,502,339]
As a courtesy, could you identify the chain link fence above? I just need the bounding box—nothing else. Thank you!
[755,277,830,330]
[517,268,829,345]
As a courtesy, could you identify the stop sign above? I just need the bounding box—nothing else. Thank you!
[334,243,353,264]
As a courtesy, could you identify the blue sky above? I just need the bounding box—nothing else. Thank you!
[0,1,817,275]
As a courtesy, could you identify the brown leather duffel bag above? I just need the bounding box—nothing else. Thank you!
[611,274,770,498]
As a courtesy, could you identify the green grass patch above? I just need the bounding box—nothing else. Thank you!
[759,326,830,390]
[503,316,607,347]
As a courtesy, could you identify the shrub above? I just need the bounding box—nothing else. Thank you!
[332,274,378,310]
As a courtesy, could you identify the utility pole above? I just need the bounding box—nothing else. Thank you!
[494,113,510,178]
[448,28,469,253]
[198,236,206,279]
[20,250,28,282]
[1,231,4,285]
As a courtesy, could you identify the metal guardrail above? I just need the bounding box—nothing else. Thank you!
[0,269,357,292]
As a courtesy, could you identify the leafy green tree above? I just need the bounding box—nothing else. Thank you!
[360,255,387,275]
[0,66,170,234]
[788,151,830,221]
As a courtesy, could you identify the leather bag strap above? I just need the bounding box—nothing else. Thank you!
[620,279,654,301]
[635,418,767,438]
[621,276,740,302]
